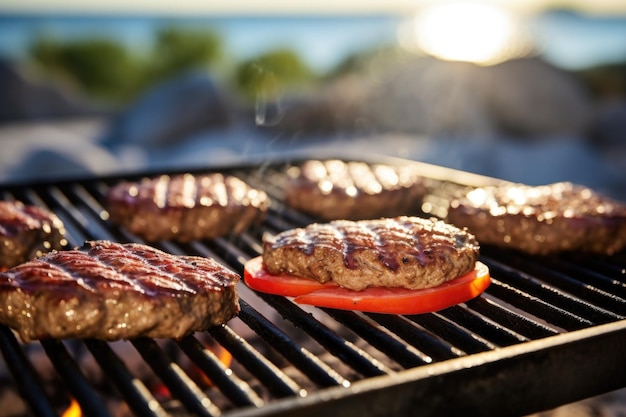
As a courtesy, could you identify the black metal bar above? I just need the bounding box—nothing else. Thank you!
[567,252,626,280]
[177,335,265,408]
[13,187,83,247]
[84,339,169,417]
[237,301,349,388]
[41,339,111,417]
[485,278,593,330]
[486,257,623,324]
[366,314,461,361]
[68,183,110,222]
[131,338,220,417]
[437,304,528,347]
[254,292,393,377]
[45,186,117,242]
[487,250,626,317]
[0,326,57,417]
[264,210,313,234]
[465,296,560,339]
[321,308,430,369]
[407,313,496,355]
[209,325,305,398]
[542,255,626,299]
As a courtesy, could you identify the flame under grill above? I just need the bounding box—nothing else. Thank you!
[1,158,625,417]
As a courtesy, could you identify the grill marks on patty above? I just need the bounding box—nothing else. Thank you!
[106,173,270,242]
[0,240,240,342]
[151,173,225,210]
[285,160,427,220]
[29,242,204,295]
[447,182,626,255]
[263,216,479,291]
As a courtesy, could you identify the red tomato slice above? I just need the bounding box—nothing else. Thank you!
[243,256,490,315]
[243,256,338,297]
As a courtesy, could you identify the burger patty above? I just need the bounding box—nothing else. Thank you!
[107,173,271,242]
[447,182,626,255]
[0,240,240,342]
[284,160,427,220]
[0,200,67,269]
[263,216,479,291]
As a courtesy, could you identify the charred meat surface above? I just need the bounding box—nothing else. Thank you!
[447,182,626,255]
[106,173,270,242]
[0,200,67,269]
[0,240,240,342]
[284,160,427,220]
[263,216,479,291]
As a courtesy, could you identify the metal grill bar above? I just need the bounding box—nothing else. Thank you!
[177,335,264,408]
[236,301,349,388]
[365,314,462,361]
[41,339,111,417]
[543,256,626,299]
[85,339,169,417]
[486,251,626,319]
[321,309,430,368]
[465,296,560,338]
[254,293,393,377]
[436,304,528,346]
[572,253,626,279]
[0,326,57,417]
[485,276,594,330]
[209,325,304,399]
[502,254,626,315]
[131,338,220,417]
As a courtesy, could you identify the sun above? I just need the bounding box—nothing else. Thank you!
[402,2,519,66]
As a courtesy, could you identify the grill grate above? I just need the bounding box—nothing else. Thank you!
[1,158,626,417]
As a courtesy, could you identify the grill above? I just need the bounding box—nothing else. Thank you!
[1,156,625,417]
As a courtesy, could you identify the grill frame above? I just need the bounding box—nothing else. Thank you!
[1,155,625,417]
[226,320,626,417]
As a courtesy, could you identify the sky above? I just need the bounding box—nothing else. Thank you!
[1,0,626,16]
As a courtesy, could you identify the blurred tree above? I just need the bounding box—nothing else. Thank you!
[28,27,223,106]
[30,36,140,104]
[234,49,315,101]
[147,27,222,84]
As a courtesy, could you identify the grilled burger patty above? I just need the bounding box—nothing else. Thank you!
[447,182,626,255]
[107,173,270,242]
[0,240,240,342]
[284,160,427,220]
[263,216,479,291]
[0,200,67,269]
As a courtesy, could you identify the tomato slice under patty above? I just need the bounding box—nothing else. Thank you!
[243,256,490,315]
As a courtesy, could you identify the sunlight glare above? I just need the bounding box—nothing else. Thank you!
[408,2,518,65]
